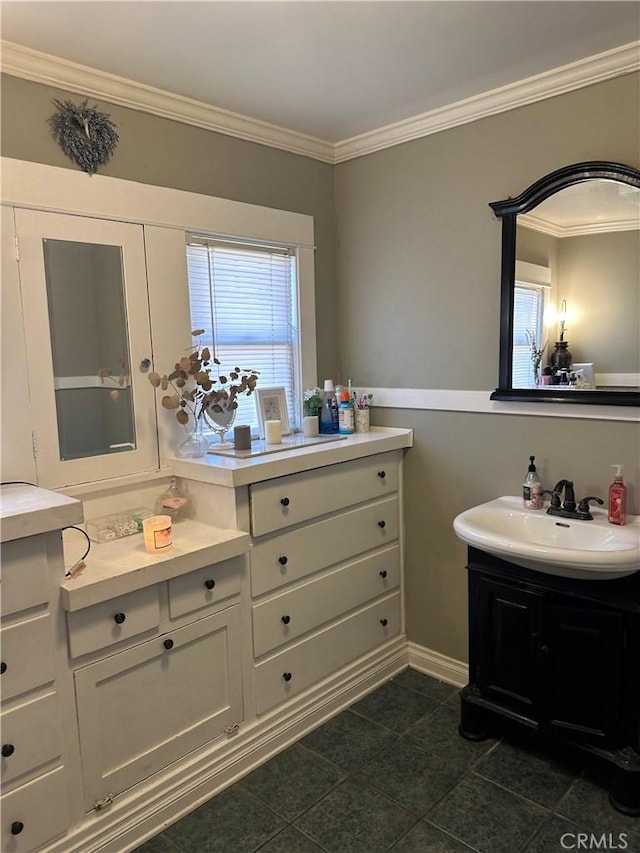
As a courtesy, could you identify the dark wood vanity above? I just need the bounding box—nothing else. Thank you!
[459,546,640,815]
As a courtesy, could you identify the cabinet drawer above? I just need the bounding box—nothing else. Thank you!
[0,692,63,787]
[75,607,242,809]
[255,592,401,715]
[0,615,55,701]
[0,765,69,852]
[67,586,160,659]
[250,452,399,536]
[0,537,49,617]
[251,496,399,597]
[253,544,400,657]
[168,557,241,620]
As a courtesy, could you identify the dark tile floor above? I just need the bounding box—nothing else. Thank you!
[134,668,640,853]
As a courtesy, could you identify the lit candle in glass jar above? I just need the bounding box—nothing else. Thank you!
[143,515,173,554]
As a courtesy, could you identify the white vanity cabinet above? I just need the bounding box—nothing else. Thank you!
[63,548,246,811]
[248,451,404,715]
[0,487,83,853]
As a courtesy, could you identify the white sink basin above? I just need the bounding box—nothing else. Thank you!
[453,496,640,580]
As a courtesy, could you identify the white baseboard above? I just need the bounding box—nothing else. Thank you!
[407,641,469,689]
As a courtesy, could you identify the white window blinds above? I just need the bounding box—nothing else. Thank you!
[513,283,545,388]
[186,238,300,433]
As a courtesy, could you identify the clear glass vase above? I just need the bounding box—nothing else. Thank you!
[176,418,210,458]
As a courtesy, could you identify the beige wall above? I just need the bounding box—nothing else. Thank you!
[335,72,640,659]
[2,70,639,665]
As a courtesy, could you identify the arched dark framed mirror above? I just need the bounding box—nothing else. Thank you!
[490,161,640,407]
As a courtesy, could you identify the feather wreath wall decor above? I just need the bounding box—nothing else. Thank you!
[49,98,119,175]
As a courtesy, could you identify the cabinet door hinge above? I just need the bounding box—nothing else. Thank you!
[93,793,114,811]
[14,233,19,262]
[31,431,38,458]
[224,723,240,737]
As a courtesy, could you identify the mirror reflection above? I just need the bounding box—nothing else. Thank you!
[43,239,136,459]
[515,181,640,391]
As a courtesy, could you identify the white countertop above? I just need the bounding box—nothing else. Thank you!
[1,483,83,542]
[170,427,413,487]
[61,519,250,611]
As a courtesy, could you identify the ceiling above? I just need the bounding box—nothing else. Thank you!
[2,0,639,147]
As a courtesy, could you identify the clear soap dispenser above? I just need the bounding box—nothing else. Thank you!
[155,477,188,522]
[523,455,543,509]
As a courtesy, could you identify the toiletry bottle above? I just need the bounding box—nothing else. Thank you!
[338,390,355,434]
[156,477,188,522]
[608,465,627,525]
[320,380,338,434]
[523,455,543,509]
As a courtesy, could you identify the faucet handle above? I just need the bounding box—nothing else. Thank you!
[577,496,604,513]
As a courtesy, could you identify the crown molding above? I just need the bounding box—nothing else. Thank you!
[333,41,640,163]
[2,39,638,165]
[0,41,335,164]
[519,212,639,238]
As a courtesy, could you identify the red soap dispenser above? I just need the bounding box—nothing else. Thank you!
[608,465,627,526]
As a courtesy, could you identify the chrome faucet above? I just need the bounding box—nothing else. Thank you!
[544,479,603,520]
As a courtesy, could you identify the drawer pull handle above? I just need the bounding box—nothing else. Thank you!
[379,570,388,579]
[163,639,174,651]
[11,822,24,836]
[378,520,386,529]
[278,556,288,566]
[378,470,386,479]
[114,612,126,625]
[2,744,15,757]
[281,615,291,625]
[0,662,6,675]
[283,672,292,682]
[280,497,290,507]
[204,579,216,590]
[380,618,389,627]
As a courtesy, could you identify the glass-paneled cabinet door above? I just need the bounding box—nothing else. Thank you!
[15,209,158,487]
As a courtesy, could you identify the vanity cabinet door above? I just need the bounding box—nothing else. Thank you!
[74,606,242,809]
[538,601,625,748]
[472,576,542,719]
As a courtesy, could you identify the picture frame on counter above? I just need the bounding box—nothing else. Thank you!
[254,387,291,438]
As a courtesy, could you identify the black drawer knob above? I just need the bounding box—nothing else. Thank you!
[0,662,6,675]
[379,570,388,579]
[283,671,292,682]
[11,822,24,836]
[278,555,288,566]
[378,471,386,479]
[204,579,216,590]
[378,520,386,529]
[281,615,291,625]
[163,638,174,650]
[2,744,15,757]
[114,612,126,625]
[280,497,290,507]
[380,618,389,627]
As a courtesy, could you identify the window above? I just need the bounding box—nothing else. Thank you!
[186,237,300,434]
[512,282,545,388]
